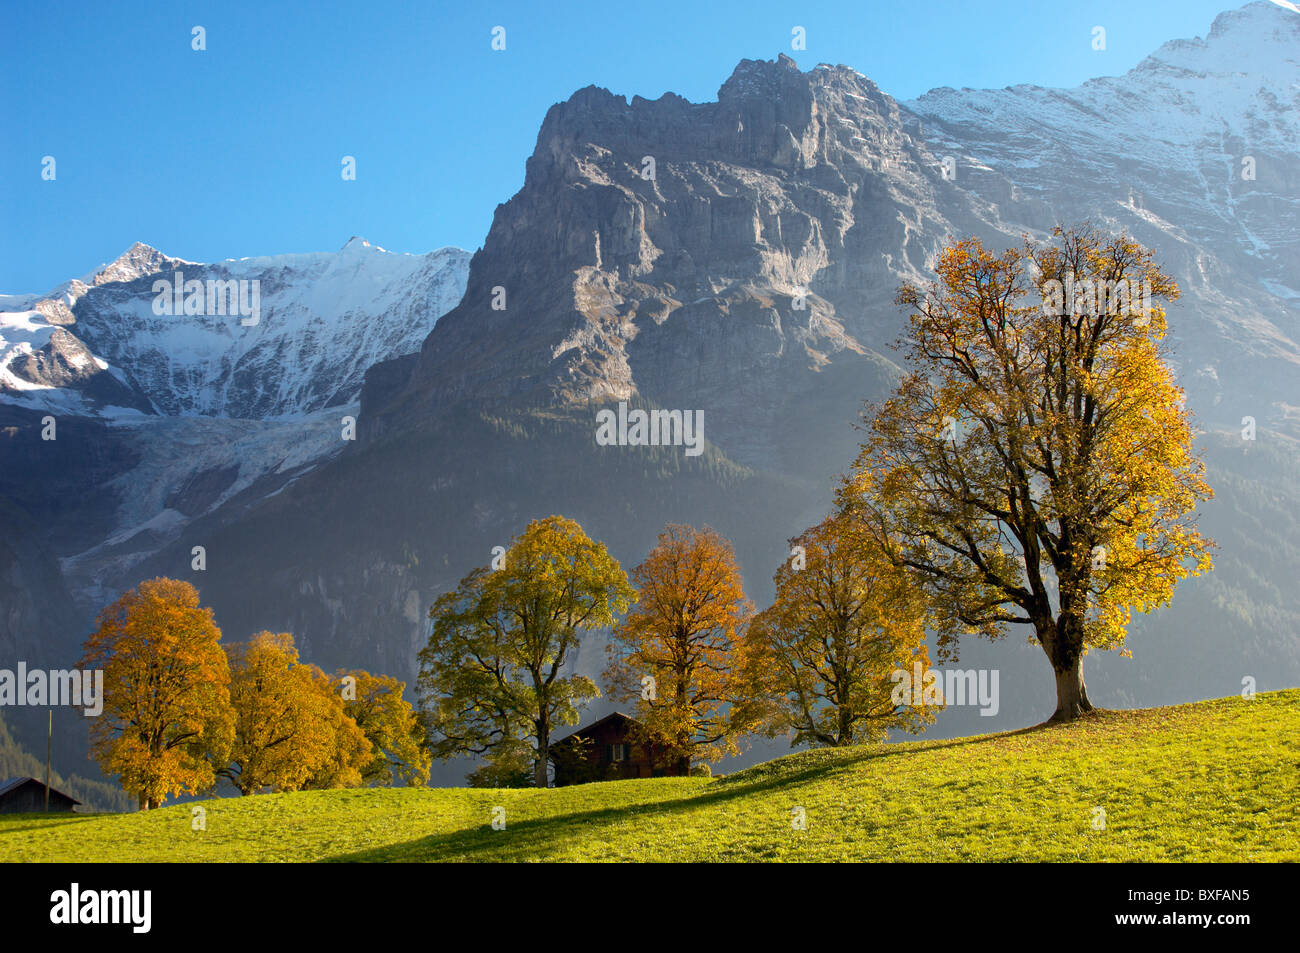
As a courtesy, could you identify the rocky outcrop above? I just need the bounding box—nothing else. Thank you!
[360,55,1014,466]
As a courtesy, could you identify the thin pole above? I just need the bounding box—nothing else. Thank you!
[45,710,51,812]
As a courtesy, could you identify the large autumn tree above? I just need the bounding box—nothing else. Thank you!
[216,632,369,794]
[81,578,234,810]
[840,226,1213,721]
[336,669,432,787]
[604,524,755,773]
[744,513,936,747]
[419,516,635,787]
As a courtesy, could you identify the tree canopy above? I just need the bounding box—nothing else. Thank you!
[745,513,936,746]
[839,226,1214,720]
[605,524,755,772]
[217,632,369,794]
[420,515,634,786]
[81,578,234,810]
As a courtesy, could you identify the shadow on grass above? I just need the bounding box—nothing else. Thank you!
[323,757,859,862]
[721,720,1058,783]
[324,722,1059,863]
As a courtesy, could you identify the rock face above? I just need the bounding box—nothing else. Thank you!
[362,55,1010,467]
[365,4,1298,464]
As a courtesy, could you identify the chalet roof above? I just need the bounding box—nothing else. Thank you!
[550,711,641,747]
[0,776,82,804]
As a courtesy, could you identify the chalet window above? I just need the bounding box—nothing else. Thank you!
[607,743,628,762]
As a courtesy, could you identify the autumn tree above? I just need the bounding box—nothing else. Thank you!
[744,514,936,747]
[335,669,432,786]
[81,578,235,810]
[216,632,369,794]
[839,226,1213,721]
[604,524,754,773]
[419,516,635,787]
[301,664,373,791]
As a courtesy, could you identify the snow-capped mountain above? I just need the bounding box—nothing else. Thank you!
[1,238,470,419]
[906,1,1300,425]
[0,238,469,624]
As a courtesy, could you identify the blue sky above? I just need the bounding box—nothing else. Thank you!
[2,0,1239,291]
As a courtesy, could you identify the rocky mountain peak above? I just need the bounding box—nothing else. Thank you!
[1210,0,1300,39]
[360,53,967,454]
[91,241,187,287]
[716,53,802,100]
[1135,0,1299,77]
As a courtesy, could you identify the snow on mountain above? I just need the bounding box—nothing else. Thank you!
[57,407,356,605]
[0,238,470,596]
[905,0,1300,428]
[908,2,1299,257]
[0,239,471,419]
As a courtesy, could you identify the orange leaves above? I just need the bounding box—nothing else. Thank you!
[842,226,1214,684]
[337,670,431,787]
[604,524,754,769]
[745,513,935,747]
[222,632,370,795]
[83,578,413,805]
[81,578,233,809]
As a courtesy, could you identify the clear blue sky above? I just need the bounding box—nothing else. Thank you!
[2,0,1239,292]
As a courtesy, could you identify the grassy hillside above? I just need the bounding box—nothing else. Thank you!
[2,691,1296,863]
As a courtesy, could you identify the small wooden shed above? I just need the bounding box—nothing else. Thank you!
[0,776,81,813]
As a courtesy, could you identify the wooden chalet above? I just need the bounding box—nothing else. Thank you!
[549,711,684,786]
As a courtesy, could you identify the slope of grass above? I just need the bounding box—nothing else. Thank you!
[2,691,1296,862]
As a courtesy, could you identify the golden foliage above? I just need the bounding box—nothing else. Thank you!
[80,578,234,810]
[839,226,1214,717]
[604,524,755,770]
[744,513,936,746]
[219,632,368,794]
[336,669,431,787]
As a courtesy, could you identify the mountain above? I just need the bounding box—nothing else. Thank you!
[3,3,1297,780]
[361,53,1008,467]
[0,240,469,732]
[906,0,1300,430]
[2,239,470,419]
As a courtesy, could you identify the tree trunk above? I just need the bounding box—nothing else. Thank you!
[837,705,854,746]
[534,722,550,788]
[1039,614,1097,722]
[1050,657,1095,722]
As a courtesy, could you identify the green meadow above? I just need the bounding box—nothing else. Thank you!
[3,691,1295,863]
